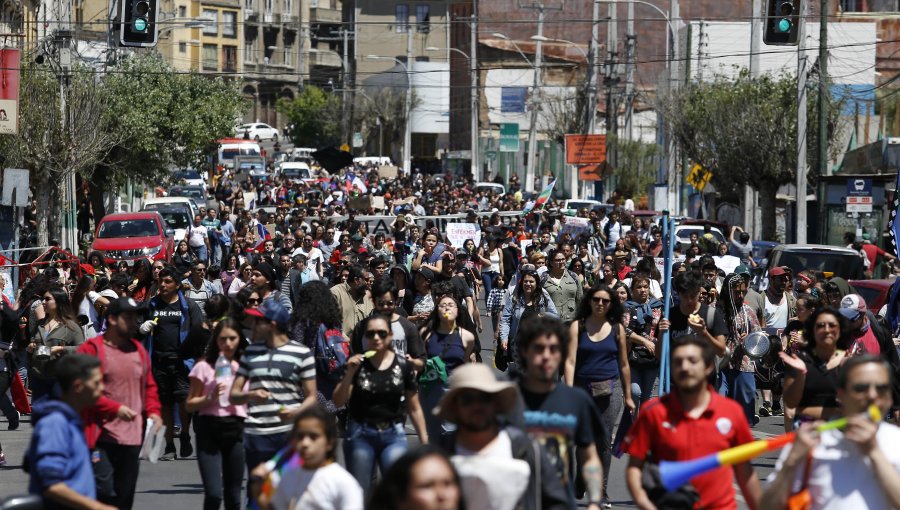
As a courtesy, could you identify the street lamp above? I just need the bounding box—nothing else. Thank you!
[426,45,481,181]
[492,31,541,194]
[366,55,411,173]
[530,35,588,60]
[157,17,212,36]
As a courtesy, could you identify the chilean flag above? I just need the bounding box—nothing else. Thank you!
[251,223,271,252]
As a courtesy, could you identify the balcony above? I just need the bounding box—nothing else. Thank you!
[309,49,341,68]
[244,8,257,20]
[309,6,340,23]
[263,12,280,23]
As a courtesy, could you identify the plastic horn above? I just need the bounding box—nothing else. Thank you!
[659,405,882,492]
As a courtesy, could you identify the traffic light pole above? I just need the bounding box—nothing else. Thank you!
[796,0,808,244]
[54,0,78,253]
[817,0,828,179]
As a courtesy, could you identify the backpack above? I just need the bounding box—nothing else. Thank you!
[315,324,350,384]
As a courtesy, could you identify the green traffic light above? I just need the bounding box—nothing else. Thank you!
[777,18,791,32]
[133,18,147,31]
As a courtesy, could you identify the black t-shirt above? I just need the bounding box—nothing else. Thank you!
[667,304,728,342]
[153,299,183,355]
[348,355,417,424]
[518,383,598,505]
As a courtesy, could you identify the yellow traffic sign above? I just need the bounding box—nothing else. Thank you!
[686,163,713,192]
[340,143,350,152]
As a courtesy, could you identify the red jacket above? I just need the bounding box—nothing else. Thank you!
[77,335,162,449]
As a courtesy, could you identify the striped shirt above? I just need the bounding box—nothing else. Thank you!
[236,341,315,435]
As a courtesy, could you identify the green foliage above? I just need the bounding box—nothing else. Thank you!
[277,86,342,147]
[102,54,245,187]
[355,88,420,156]
[609,134,660,198]
[659,70,845,238]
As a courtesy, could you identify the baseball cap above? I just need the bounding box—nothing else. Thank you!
[245,299,290,328]
[839,294,867,321]
[733,264,751,277]
[768,266,788,277]
[107,297,144,315]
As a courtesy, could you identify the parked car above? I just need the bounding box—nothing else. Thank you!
[474,182,507,196]
[767,244,866,281]
[673,224,727,249]
[563,199,614,213]
[278,161,313,182]
[143,197,199,222]
[169,185,207,206]
[751,240,781,266]
[235,123,279,141]
[849,278,897,314]
[91,211,174,265]
[143,205,191,242]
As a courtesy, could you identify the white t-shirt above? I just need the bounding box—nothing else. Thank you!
[271,463,363,510]
[187,224,208,248]
[293,246,325,275]
[767,423,900,510]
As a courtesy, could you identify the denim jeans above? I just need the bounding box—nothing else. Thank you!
[420,384,456,441]
[193,244,209,264]
[195,417,244,510]
[588,378,623,499]
[482,271,497,302]
[630,365,659,409]
[718,368,757,426]
[344,420,409,494]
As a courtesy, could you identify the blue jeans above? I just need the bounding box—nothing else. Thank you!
[243,432,289,480]
[344,420,409,493]
[718,368,757,425]
[630,364,659,409]
[482,271,497,301]
[193,244,209,264]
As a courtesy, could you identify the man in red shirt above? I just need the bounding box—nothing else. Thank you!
[840,294,882,356]
[861,241,896,275]
[78,297,162,510]
[624,335,761,510]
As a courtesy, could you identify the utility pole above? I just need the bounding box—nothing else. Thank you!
[796,0,809,243]
[623,0,635,142]
[403,25,413,174]
[604,0,619,200]
[470,11,480,181]
[585,0,602,200]
[524,3,544,194]
[818,0,828,178]
[745,0,762,237]
[342,27,350,147]
[56,0,75,252]
[666,0,680,214]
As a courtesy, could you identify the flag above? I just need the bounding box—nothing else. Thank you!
[524,179,556,213]
[254,445,302,509]
[351,176,368,193]
[250,223,271,252]
[889,168,900,260]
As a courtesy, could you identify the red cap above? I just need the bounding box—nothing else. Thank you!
[769,266,787,277]
[244,307,264,319]
[79,263,96,276]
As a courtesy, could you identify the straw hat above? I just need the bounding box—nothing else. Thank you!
[433,364,518,422]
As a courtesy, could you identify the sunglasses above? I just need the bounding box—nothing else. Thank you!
[591,296,611,304]
[365,329,390,339]
[458,391,494,406]
[246,298,260,305]
[376,300,395,307]
[849,383,890,396]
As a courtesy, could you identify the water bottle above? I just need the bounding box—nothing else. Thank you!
[214,354,233,408]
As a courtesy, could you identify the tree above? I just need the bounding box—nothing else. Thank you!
[276,86,342,148]
[658,70,845,239]
[355,88,420,160]
[0,63,120,246]
[542,86,589,145]
[609,134,661,199]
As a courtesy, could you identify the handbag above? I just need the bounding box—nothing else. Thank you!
[786,453,813,510]
[494,342,508,372]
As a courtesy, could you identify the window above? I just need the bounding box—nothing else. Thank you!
[202,44,218,71]
[416,4,430,33]
[178,5,186,17]
[223,46,238,72]
[839,0,862,10]
[395,4,409,33]
[265,0,273,14]
[222,11,236,37]
[244,0,253,10]
[244,38,255,62]
[179,41,186,52]
[283,0,292,14]
[202,9,217,35]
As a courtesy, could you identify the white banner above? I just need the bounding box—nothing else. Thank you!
[558,216,591,241]
[446,222,482,248]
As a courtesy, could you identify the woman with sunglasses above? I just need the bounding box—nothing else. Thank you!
[27,285,86,401]
[334,314,428,493]
[565,283,634,506]
[419,295,477,441]
[780,308,850,428]
[228,262,253,297]
[498,268,558,370]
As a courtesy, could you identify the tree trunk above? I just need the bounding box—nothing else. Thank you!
[758,180,779,242]
[48,181,61,245]
[34,174,51,248]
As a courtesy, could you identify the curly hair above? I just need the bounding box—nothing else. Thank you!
[290,280,341,328]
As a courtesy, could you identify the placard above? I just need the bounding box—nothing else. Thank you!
[558,216,590,241]
[446,222,482,248]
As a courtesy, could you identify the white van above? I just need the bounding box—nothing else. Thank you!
[143,197,200,222]
[218,142,262,171]
[353,156,392,167]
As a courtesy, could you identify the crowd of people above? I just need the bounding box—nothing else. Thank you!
[4,163,900,510]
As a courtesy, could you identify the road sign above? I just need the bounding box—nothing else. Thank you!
[352,132,363,148]
[499,123,519,152]
[846,195,873,213]
[847,178,872,197]
[565,134,606,165]
[486,151,497,160]
[686,163,713,192]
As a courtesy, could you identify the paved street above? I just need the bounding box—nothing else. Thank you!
[0,311,784,509]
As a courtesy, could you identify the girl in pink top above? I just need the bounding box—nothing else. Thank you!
[186,318,249,510]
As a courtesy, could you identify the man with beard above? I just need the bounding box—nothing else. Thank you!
[512,315,604,509]
[759,266,796,417]
[330,264,373,334]
[624,335,761,510]
[435,363,568,510]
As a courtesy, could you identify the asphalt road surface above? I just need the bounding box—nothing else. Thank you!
[0,309,784,509]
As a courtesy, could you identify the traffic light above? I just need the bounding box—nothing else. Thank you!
[764,0,800,46]
[119,0,158,47]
